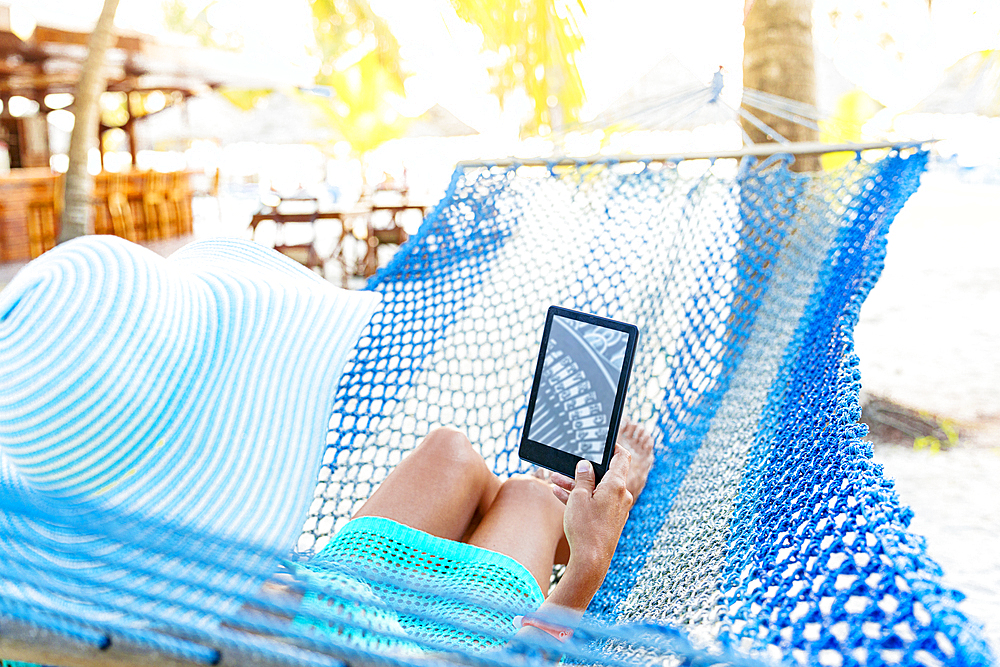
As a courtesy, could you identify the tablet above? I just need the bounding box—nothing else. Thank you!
[519,306,639,483]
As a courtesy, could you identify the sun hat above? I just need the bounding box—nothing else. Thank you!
[0,235,381,622]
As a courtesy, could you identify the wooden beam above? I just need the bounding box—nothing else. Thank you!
[0,616,199,667]
[30,26,145,53]
[0,71,82,93]
[0,613,374,667]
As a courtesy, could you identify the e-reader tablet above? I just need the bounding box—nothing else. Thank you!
[519,306,639,483]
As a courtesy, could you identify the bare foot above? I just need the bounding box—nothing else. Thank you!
[549,419,655,508]
[617,419,654,505]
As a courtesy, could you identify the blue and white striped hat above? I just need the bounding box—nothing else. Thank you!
[0,236,380,619]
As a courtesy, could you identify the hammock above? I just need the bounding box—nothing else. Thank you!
[0,144,993,667]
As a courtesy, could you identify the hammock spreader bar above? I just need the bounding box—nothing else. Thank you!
[457,139,931,167]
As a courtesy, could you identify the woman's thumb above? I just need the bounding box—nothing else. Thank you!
[573,459,596,495]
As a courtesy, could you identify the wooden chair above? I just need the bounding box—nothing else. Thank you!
[273,197,325,277]
[250,195,328,277]
[26,199,56,258]
[363,202,415,277]
[107,173,137,241]
[330,210,370,288]
[142,171,174,239]
[166,171,194,235]
[25,178,60,258]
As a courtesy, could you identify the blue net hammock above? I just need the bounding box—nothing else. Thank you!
[0,145,993,667]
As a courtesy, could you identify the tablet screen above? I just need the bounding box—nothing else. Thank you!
[526,314,630,463]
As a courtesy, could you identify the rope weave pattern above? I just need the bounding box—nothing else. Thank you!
[0,149,992,667]
[306,150,991,666]
[294,516,543,652]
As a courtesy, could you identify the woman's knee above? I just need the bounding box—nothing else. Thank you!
[494,476,564,518]
[415,426,486,475]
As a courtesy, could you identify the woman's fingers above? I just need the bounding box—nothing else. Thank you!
[572,459,596,496]
[551,471,575,493]
[558,447,635,588]
[551,484,570,504]
[551,447,633,506]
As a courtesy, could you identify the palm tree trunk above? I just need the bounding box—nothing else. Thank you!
[59,0,121,243]
[742,0,820,171]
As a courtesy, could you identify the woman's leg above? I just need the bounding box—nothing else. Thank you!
[465,476,566,594]
[352,426,502,542]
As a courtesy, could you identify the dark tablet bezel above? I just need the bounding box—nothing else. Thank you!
[518,306,639,483]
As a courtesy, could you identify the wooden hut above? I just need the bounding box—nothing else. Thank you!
[0,5,309,261]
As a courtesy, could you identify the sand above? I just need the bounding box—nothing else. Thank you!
[872,446,1000,652]
[856,163,1000,654]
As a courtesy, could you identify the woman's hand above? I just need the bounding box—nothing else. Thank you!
[545,446,633,609]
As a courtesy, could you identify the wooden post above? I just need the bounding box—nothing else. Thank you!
[125,92,138,168]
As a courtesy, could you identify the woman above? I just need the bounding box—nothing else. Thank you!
[286,420,655,653]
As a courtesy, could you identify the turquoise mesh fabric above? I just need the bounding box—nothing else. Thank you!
[294,516,543,652]
[0,147,994,667]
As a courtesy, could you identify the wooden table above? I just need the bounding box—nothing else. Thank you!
[249,198,433,286]
[250,201,370,286]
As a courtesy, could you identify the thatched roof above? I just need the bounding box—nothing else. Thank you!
[909,50,1000,117]
[0,5,312,98]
